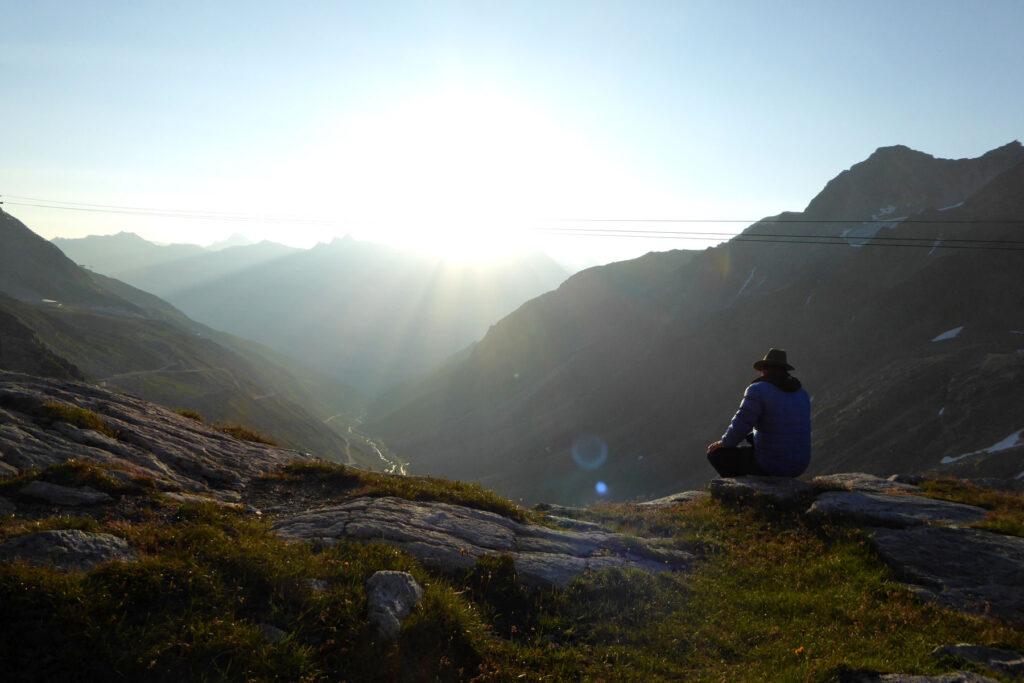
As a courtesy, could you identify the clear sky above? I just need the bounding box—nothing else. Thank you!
[2,0,1022,267]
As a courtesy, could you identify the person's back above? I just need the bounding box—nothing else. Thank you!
[707,348,811,478]
[740,377,811,476]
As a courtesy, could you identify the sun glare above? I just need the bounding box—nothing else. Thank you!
[272,87,617,261]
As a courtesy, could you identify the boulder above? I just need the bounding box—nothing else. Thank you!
[805,491,988,528]
[870,526,1024,623]
[0,529,137,572]
[366,570,423,641]
[931,643,1024,678]
[18,480,114,506]
[710,476,820,507]
[274,496,693,588]
[812,472,920,494]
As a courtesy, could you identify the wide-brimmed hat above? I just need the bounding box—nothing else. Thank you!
[754,348,794,371]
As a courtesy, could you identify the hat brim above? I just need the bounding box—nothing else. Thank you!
[754,360,794,371]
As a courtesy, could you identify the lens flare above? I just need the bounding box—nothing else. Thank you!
[571,434,608,470]
[595,481,608,495]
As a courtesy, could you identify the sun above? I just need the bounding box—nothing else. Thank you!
[283,86,601,261]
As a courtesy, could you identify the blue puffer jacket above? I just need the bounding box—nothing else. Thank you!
[721,376,811,477]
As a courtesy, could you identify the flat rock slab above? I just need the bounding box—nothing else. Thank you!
[710,476,820,507]
[870,526,1024,623]
[0,372,314,493]
[932,643,1024,679]
[806,491,988,528]
[0,529,138,572]
[273,496,693,588]
[640,491,710,507]
[18,480,114,506]
[812,472,921,494]
[868,674,998,683]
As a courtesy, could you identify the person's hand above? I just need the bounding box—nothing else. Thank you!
[707,440,724,454]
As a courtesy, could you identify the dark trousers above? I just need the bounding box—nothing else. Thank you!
[707,445,768,478]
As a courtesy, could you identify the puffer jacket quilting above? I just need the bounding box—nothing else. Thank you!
[720,380,811,476]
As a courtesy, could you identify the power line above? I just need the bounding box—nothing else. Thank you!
[7,193,1020,225]
[6,194,1024,251]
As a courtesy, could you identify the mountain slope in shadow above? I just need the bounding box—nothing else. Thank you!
[366,142,1024,504]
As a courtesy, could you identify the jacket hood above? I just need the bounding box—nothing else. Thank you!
[751,374,803,393]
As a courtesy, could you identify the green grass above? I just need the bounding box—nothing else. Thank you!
[0,501,496,682]
[1,478,1022,681]
[919,477,1024,537]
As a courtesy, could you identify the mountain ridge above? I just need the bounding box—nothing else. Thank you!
[366,142,1024,504]
[1,211,372,465]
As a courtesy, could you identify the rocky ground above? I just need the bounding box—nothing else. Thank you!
[1,371,1023,680]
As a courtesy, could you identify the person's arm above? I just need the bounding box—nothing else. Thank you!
[720,384,763,447]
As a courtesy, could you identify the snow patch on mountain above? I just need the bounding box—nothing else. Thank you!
[734,268,756,300]
[932,326,964,342]
[941,428,1024,465]
[842,216,905,247]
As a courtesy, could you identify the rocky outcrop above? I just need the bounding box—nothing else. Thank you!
[17,480,114,506]
[932,644,1024,679]
[273,496,694,588]
[639,490,710,507]
[806,492,988,528]
[699,474,1024,625]
[366,571,424,641]
[871,526,1024,623]
[0,529,137,572]
[858,673,998,682]
[709,476,821,507]
[811,472,922,494]
[0,371,313,493]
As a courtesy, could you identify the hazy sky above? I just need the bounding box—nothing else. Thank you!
[3,0,1022,266]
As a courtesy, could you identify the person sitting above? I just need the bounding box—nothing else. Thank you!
[706,348,811,478]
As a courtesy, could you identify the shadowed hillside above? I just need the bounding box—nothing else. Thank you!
[1,211,374,466]
[366,142,1024,504]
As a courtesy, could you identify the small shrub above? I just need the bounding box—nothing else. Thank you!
[175,409,204,423]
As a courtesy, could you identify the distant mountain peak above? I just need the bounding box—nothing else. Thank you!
[803,141,1024,221]
[207,233,253,251]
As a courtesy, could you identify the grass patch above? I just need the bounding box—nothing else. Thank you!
[0,460,155,502]
[919,478,1024,537]
[0,502,496,682]
[2,478,1022,681]
[174,408,204,423]
[217,423,279,446]
[37,402,119,440]
[491,500,1024,681]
